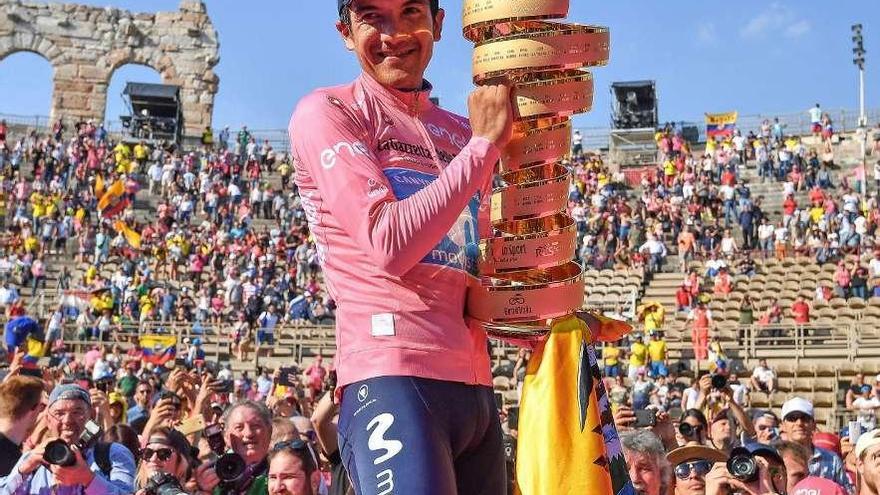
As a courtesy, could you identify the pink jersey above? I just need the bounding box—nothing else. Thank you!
[289,74,499,389]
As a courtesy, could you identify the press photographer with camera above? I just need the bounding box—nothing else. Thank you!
[703,443,788,495]
[0,383,136,495]
[136,427,195,495]
[195,401,272,495]
[693,373,756,455]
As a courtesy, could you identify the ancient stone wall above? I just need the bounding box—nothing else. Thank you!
[0,0,220,137]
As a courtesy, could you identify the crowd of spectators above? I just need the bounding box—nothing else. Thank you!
[0,118,335,359]
[0,342,342,495]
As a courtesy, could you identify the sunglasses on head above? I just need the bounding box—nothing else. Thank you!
[142,447,173,462]
[674,460,712,480]
[272,439,309,453]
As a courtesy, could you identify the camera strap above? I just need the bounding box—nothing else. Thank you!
[94,443,112,477]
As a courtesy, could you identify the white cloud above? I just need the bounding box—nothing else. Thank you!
[740,3,812,40]
[696,22,718,45]
[785,20,812,38]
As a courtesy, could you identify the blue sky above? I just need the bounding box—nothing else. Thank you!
[0,1,877,131]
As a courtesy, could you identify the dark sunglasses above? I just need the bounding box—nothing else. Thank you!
[784,413,812,423]
[142,447,173,462]
[674,460,712,480]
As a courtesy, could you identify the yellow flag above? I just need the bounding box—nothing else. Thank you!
[95,174,105,197]
[516,314,635,495]
[113,220,141,249]
[97,180,124,211]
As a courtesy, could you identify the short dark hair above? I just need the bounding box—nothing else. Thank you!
[340,0,440,25]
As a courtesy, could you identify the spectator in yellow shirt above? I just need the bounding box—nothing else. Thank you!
[647,332,669,377]
[603,340,623,377]
[628,334,648,381]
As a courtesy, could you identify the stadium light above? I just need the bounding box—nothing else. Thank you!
[851,24,866,128]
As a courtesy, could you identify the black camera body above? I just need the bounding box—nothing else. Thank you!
[44,421,102,467]
[727,451,759,482]
[711,374,728,390]
[143,472,189,495]
[203,423,246,484]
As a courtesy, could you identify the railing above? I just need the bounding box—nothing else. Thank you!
[4,106,876,153]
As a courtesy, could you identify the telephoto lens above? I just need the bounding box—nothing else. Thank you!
[43,439,76,467]
[203,423,246,483]
[143,472,190,495]
[215,453,246,483]
[727,451,758,482]
[679,422,695,437]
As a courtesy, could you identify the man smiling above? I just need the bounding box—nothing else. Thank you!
[288,0,513,493]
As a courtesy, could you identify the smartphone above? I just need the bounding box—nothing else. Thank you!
[507,406,520,431]
[277,367,298,387]
[19,367,43,378]
[633,410,657,428]
[211,380,233,394]
[494,392,504,410]
[174,357,187,369]
[177,414,206,436]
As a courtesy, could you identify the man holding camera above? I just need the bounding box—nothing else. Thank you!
[196,401,273,495]
[0,383,136,495]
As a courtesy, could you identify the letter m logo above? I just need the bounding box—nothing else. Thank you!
[367,413,403,465]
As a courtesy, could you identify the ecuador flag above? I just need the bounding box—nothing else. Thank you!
[113,220,141,249]
[97,180,130,218]
[140,334,177,365]
[516,314,635,495]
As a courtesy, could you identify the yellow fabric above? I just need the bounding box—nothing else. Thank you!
[602,346,621,366]
[516,314,633,495]
[648,340,667,362]
[95,174,105,197]
[629,342,647,366]
[113,220,141,249]
[98,180,125,211]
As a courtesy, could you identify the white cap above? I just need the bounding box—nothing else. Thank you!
[781,397,814,419]
[855,428,880,459]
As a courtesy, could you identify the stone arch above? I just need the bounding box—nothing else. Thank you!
[0,1,219,138]
[0,32,68,66]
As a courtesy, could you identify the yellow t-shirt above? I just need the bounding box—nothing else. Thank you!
[602,346,621,367]
[809,207,824,224]
[133,144,149,160]
[644,307,665,331]
[629,342,647,367]
[648,340,668,362]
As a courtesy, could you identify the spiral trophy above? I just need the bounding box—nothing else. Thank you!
[464,0,610,337]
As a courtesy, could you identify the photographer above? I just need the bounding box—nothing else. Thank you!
[195,401,272,495]
[694,374,755,454]
[136,427,194,495]
[0,383,136,495]
[704,443,788,495]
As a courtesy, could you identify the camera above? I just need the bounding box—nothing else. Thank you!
[44,420,102,467]
[727,451,758,482]
[711,374,728,390]
[143,472,189,495]
[678,422,702,438]
[203,423,246,484]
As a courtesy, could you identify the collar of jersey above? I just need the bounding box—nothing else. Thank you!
[359,73,435,115]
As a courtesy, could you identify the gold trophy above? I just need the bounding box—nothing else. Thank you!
[464,0,610,337]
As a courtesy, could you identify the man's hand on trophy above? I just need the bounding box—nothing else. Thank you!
[468,84,514,149]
